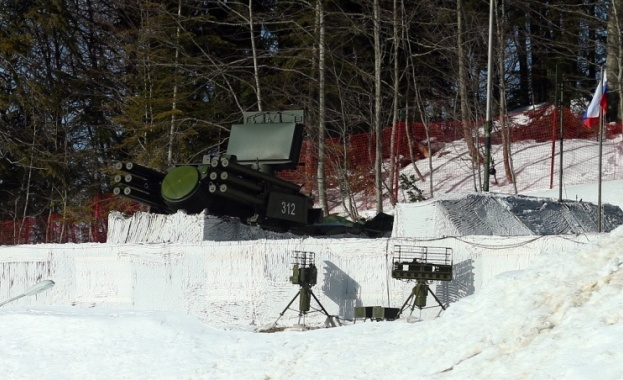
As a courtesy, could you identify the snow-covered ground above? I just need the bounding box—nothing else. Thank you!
[1,137,623,379]
[382,137,623,215]
[1,204,622,379]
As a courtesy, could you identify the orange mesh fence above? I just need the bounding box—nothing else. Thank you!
[0,193,140,245]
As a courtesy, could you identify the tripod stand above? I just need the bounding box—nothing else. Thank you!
[275,285,337,327]
[397,280,446,318]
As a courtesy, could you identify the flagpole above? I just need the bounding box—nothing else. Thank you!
[597,66,604,233]
[558,76,564,202]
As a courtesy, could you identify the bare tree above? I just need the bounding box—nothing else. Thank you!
[496,0,516,189]
[249,0,263,111]
[457,0,484,181]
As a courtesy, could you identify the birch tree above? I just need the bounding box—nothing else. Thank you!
[457,0,483,178]
[387,0,401,206]
[316,0,329,215]
[373,0,383,214]
[496,0,516,188]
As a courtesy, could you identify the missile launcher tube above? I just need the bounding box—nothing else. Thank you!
[123,186,162,203]
[113,186,166,210]
[218,184,265,208]
[124,162,166,181]
[219,156,301,193]
[216,171,264,193]
[122,174,157,193]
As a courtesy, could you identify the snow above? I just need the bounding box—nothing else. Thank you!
[2,224,623,379]
[1,137,623,379]
[395,138,623,204]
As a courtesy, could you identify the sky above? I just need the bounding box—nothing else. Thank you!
[1,135,623,379]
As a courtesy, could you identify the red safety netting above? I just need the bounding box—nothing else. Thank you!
[0,193,142,245]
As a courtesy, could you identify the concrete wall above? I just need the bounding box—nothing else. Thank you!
[0,233,598,327]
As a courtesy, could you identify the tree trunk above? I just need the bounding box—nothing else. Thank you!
[18,121,37,244]
[373,0,383,214]
[387,0,400,206]
[249,0,263,111]
[403,8,426,186]
[414,88,434,197]
[608,0,623,123]
[167,0,182,166]
[316,0,329,215]
[496,0,516,188]
[457,0,483,173]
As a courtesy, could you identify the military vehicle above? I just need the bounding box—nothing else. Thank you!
[112,110,323,232]
[112,110,394,236]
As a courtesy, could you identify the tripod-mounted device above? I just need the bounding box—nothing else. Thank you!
[392,245,453,318]
[274,251,338,328]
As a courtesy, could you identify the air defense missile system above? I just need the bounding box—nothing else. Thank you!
[112,110,323,232]
[112,110,394,236]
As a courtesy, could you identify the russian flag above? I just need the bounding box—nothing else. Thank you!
[583,70,607,128]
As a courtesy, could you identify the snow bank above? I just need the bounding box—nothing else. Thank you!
[107,211,301,243]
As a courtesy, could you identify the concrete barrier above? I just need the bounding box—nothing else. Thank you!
[0,233,598,327]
